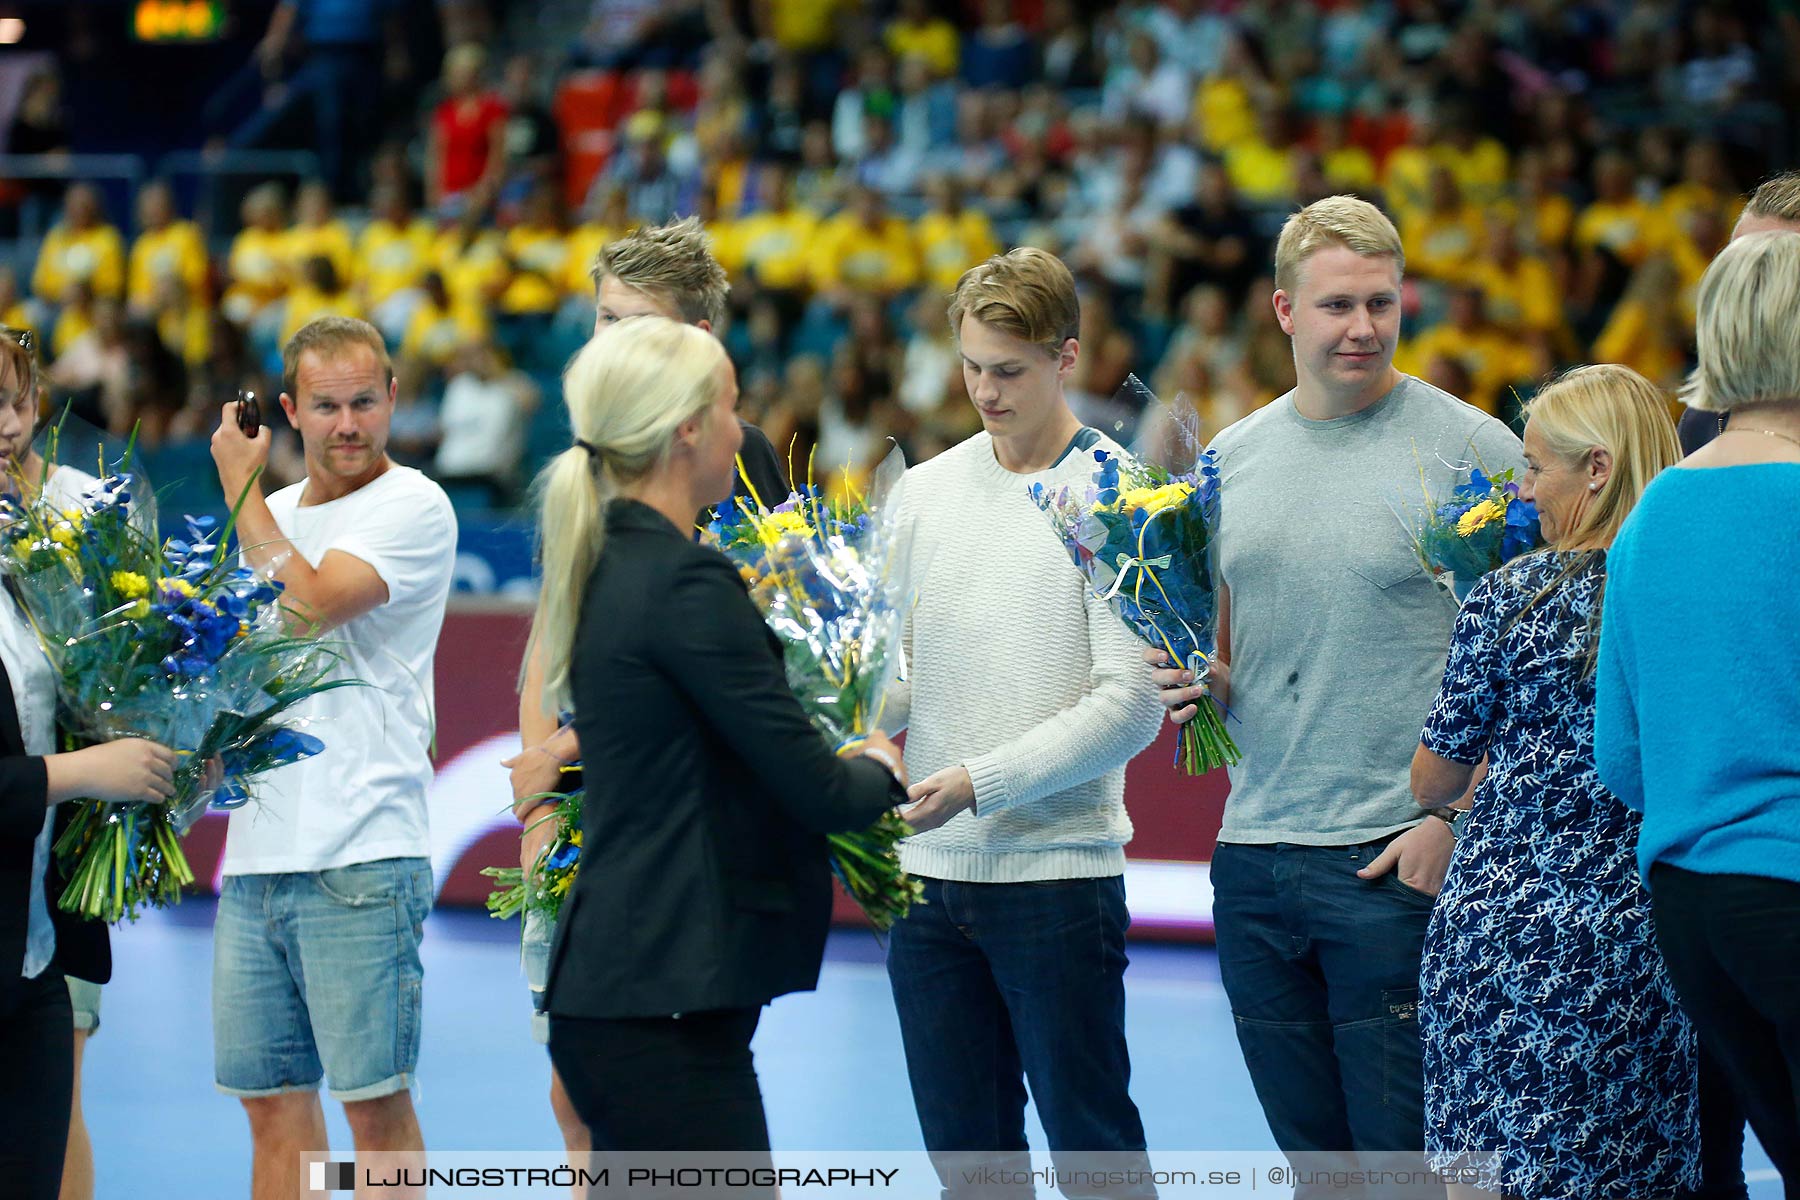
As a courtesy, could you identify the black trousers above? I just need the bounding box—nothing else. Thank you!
[548,1007,770,1154]
[1652,864,1800,1195]
[0,969,73,1200]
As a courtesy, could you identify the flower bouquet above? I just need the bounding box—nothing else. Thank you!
[482,784,583,924]
[1404,463,1541,601]
[1030,376,1239,776]
[0,423,353,921]
[706,445,922,932]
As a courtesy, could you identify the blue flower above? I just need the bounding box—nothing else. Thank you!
[546,842,580,871]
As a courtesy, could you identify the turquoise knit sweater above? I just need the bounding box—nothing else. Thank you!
[1596,462,1800,884]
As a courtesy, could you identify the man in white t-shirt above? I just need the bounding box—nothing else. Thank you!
[209,316,456,1200]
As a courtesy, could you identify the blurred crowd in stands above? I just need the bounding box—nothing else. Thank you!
[3,0,1795,510]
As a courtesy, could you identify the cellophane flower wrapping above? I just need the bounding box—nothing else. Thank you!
[0,421,352,921]
[1400,460,1542,601]
[706,444,923,932]
[1029,375,1240,776]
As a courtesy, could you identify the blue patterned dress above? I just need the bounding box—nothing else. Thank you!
[1418,551,1698,1199]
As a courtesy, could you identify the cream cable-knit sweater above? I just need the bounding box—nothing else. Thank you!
[884,430,1164,882]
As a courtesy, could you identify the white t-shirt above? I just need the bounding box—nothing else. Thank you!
[221,465,457,875]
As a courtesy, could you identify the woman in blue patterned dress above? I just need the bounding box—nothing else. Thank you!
[1411,364,1696,1200]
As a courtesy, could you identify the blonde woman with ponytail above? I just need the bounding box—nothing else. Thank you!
[1410,364,1699,1200]
[526,317,906,1159]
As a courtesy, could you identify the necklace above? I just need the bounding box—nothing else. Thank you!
[1722,426,1800,454]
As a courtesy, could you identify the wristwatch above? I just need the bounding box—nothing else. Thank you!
[1427,807,1466,836]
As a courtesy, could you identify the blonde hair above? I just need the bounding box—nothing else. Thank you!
[946,247,1080,356]
[1681,230,1800,413]
[1515,363,1681,674]
[589,216,730,326]
[1527,363,1681,553]
[524,317,726,711]
[282,316,394,398]
[1273,195,1404,293]
[1744,171,1800,224]
[0,326,39,408]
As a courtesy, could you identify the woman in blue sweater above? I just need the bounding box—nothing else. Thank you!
[1597,230,1800,1191]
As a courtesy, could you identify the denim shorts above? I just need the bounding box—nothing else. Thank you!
[522,909,555,1046]
[213,857,433,1101]
[67,977,101,1034]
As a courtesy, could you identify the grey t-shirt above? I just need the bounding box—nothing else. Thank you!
[1209,374,1525,845]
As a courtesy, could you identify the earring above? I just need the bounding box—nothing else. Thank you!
[1588,482,1600,491]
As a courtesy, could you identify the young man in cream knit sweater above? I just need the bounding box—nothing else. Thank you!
[885,248,1165,1195]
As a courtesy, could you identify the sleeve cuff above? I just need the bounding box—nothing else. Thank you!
[964,753,1010,817]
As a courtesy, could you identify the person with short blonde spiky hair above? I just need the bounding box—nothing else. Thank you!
[1147,196,1522,1183]
[1680,171,1800,453]
[880,246,1163,1192]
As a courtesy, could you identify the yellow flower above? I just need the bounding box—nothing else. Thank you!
[1117,482,1194,515]
[1455,498,1506,537]
[110,570,151,599]
[164,578,197,599]
[126,599,150,620]
[11,538,32,559]
[60,508,83,524]
[755,510,816,544]
[49,522,76,548]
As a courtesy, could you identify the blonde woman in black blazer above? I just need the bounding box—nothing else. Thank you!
[524,317,907,1158]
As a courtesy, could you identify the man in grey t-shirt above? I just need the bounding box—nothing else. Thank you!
[1152,197,1523,1181]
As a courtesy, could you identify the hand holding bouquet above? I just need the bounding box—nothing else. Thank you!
[708,446,923,932]
[1030,377,1240,776]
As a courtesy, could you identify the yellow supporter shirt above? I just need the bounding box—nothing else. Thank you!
[33,224,126,303]
[562,224,622,298]
[915,209,1001,294]
[1439,138,1510,206]
[1224,139,1295,207]
[157,303,211,367]
[1402,207,1485,281]
[1,302,30,333]
[432,229,510,308]
[1322,146,1378,194]
[1530,193,1576,252]
[1399,323,1535,417]
[51,306,93,359]
[127,222,208,311]
[885,18,960,77]
[809,215,918,294]
[358,218,437,308]
[770,0,843,52]
[280,287,363,346]
[282,221,356,287]
[401,296,490,366]
[223,227,291,320]
[1574,198,1660,267]
[1192,77,1254,152]
[501,225,571,315]
[729,210,819,291]
[1381,146,1436,224]
[1468,256,1563,335]
[1592,299,1685,388]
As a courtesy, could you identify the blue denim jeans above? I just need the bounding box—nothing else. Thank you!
[1210,840,1440,1200]
[213,858,433,1101]
[886,875,1155,1199]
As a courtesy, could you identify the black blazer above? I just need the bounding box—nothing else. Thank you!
[733,420,789,509]
[0,655,108,988]
[544,499,902,1020]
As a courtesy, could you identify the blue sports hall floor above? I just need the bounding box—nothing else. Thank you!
[86,901,1782,1196]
